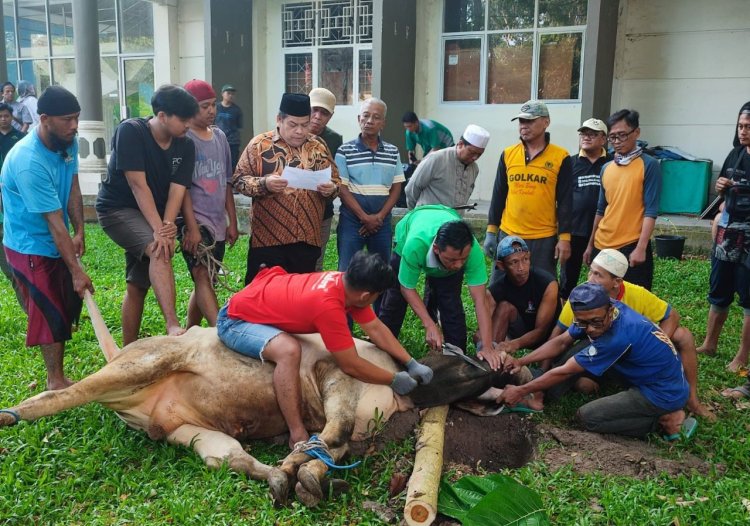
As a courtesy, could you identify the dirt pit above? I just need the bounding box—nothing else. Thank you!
[352,410,717,479]
[350,407,536,471]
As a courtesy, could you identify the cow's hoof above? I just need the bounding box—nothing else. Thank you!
[267,467,291,507]
[296,464,324,503]
[295,481,321,508]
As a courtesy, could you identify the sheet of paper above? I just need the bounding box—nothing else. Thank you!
[281,165,332,191]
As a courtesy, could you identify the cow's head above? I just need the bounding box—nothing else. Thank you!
[406,354,519,409]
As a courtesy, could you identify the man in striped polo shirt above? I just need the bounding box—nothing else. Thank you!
[335,97,404,312]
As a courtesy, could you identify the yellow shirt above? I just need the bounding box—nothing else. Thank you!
[490,142,571,240]
[557,280,670,330]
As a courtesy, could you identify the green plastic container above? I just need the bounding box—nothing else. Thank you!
[658,159,713,214]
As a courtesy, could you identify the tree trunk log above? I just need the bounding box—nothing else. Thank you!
[404,405,449,526]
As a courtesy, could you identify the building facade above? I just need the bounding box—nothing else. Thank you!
[2,0,749,199]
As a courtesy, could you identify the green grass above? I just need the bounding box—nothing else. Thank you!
[1,229,748,524]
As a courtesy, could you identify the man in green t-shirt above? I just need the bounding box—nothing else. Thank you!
[402,111,454,165]
[378,205,502,370]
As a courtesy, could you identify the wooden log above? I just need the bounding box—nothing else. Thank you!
[404,405,449,526]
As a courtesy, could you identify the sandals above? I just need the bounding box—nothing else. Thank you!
[663,416,698,442]
[721,384,750,400]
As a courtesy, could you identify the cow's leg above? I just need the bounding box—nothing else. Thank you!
[166,424,272,481]
[272,369,359,506]
[0,347,190,427]
[0,367,142,426]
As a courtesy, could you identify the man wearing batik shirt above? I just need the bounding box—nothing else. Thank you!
[233,92,340,284]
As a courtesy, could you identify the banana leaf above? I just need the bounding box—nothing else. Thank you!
[437,473,550,526]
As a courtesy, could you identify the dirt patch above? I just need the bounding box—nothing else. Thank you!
[350,408,536,472]
[537,425,720,478]
[443,409,535,471]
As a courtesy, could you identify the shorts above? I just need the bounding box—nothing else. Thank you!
[216,303,281,361]
[98,207,161,289]
[176,222,226,278]
[4,247,82,347]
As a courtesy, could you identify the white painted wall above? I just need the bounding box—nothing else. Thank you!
[153,0,207,87]
[414,0,585,202]
[612,0,750,173]
[251,1,366,143]
[178,0,208,83]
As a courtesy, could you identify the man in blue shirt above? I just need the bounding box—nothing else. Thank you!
[336,97,404,309]
[502,282,693,440]
[1,86,94,390]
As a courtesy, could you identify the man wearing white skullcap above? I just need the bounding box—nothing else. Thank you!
[540,248,714,419]
[405,124,490,215]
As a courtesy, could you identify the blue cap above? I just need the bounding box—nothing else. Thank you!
[496,235,529,260]
[569,283,611,311]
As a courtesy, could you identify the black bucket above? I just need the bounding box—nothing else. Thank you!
[654,235,686,259]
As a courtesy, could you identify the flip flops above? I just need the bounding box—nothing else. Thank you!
[721,384,750,400]
[499,404,542,414]
[663,416,698,442]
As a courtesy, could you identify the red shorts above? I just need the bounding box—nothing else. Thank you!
[4,247,82,346]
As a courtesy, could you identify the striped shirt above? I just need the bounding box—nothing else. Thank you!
[335,135,405,196]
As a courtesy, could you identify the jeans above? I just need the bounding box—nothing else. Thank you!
[337,196,393,271]
[216,304,282,361]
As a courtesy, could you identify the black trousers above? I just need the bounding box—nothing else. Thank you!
[560,235,590,299]
[592,240,654,291]
[244,242,320,284]
[378,253,468,351]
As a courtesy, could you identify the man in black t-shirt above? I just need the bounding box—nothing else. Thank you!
[96,85,198,345]
[487,235,561,353]
[215,84,243,170]
[560,118,612,299]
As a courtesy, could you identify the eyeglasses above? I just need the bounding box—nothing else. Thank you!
[579,131,602,139]
[607,129,636,143]
[572,311,610,330]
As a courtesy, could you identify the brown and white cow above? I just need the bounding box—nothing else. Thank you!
[0,320,524,506]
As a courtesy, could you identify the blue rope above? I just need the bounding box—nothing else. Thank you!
[298,434,361,470]
[0,409,20,424]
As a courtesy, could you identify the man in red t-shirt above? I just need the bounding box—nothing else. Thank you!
[216,251,433,448]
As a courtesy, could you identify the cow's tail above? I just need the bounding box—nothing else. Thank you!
[83,290,120,362]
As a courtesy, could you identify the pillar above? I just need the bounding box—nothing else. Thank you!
[73,0,107,196]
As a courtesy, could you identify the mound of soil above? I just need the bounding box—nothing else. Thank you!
[537,425,719,478]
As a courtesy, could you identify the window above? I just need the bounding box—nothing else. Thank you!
[3,0,154,147]
[442,0,586,104]
[282,0,373,105]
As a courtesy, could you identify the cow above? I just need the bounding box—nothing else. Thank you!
[0,299,526,507]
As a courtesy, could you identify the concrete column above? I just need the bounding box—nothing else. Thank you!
[0,2,7,81]
[207,0,253,143]
[73,0,107,196]
[153,2,180,85]
[373,0,417,153]
[580,0,619,122]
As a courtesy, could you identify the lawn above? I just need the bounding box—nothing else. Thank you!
[0,227,749,525]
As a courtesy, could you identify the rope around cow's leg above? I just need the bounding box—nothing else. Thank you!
[290,434,361,470]
[0,409,20,424]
